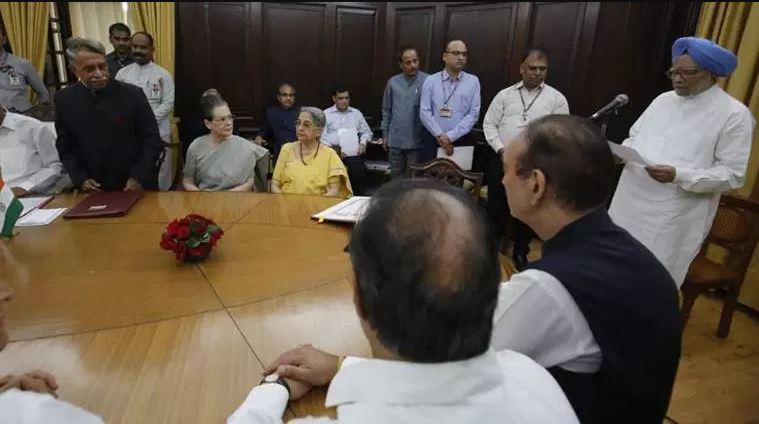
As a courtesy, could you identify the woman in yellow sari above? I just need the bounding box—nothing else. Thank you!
[272,107,352,197]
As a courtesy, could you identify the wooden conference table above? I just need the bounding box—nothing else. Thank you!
[0,192,372,423]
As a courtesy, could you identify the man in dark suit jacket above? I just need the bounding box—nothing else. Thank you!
[56,37,163,192]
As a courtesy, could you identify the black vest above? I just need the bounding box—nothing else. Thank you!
[528,208,681,423]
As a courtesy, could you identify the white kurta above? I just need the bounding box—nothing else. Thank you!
[609,84,755,287]
[116,61,176,190]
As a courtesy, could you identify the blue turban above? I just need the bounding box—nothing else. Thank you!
[672,37,737,76]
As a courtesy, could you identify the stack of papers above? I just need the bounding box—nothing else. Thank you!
[312,196,371,224]
[19,196,53,217]
[16,208,67,226]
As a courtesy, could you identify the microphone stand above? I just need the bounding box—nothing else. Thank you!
[589,106,620,136]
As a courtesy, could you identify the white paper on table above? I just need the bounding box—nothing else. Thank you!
[337,128,360,156]
[19,196,53,217]
[436,146,474,170]
[312,196,371,224]
[608,141,652,166]
[16,208,67,226]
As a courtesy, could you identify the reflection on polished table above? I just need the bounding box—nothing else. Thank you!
[0,192,370,423]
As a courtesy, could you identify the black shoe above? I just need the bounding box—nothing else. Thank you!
[512,252,528,272]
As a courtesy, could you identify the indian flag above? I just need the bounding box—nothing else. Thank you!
[0,177,23,238]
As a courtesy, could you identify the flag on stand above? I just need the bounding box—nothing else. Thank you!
[0,177,23,238]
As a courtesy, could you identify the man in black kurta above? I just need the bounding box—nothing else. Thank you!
[56,37,162,192]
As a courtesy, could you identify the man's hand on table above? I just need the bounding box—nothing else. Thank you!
[0,370,59,396]
[263,344,341,400]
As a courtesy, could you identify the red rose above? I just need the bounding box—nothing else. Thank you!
[174,243,187,261]
[194,222,208,235]
[166,220,180,237]
[177,226,191,240]
[188,244,211,257]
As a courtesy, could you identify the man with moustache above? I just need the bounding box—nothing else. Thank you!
[55,37,163,192]
[116,31,175,190]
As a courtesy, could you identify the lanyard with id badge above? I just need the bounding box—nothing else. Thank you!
[439,73,460,118]
[517,86,543,127]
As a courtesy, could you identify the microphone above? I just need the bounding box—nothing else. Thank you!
[590,94,629,120]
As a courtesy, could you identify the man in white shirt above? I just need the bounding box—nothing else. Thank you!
[229,179,578,423]
[0,280,103,423]
[116,31,175,191]
[0,105,67,196]
[609,37,755,287]
[483,48,569,270]
[493,115,681,423]
[321,88,372,195]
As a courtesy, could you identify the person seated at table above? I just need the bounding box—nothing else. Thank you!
[0,282,103,423]
[56,37,163,192]
[228,179,578,423]
[0,103,70,196]
[182,96,269,192]
[491,115,681,423]
[271,106,351,197]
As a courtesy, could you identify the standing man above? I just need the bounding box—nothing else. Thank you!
[609,37,755,287]
[56,37,163,192]
[419,39,480,163]
[116,31,175,190]
[105,23,134,77]
[0,30,49,113]
[483,48,569,270]
[380,46,429,178]
[255,83,298,160]
[322,87,372,195]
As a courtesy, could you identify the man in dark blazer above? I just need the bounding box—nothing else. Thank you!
[55,37,163,192]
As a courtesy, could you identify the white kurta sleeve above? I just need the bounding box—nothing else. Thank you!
[154,69,175,122]
[482,91,506,153]
[491,270,600,370]
[227,384,288,424]
[0,389,104,423]
[673,109,755,194]
[18,123,63,192]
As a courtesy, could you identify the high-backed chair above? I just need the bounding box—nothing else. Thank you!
[680,194,759,338]
[407,158,483,198]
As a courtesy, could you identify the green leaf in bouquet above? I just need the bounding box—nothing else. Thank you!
[207,225,220,234]
[186,237,201,248]
[200,233,211,243]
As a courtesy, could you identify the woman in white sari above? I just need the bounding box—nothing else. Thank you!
[183,96,268,191]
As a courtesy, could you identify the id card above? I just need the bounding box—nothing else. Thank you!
[517,116,530,128]
[439,106,452,118]
[8,75,21,86]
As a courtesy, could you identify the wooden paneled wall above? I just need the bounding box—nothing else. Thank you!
[176,2,700,142]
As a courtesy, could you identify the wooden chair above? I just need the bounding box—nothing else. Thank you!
[680,194,759,338]
[407,158,484,198]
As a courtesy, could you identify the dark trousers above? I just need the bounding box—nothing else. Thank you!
[486,150,535,256]
[418,131,439,164]
[343,155,368,196]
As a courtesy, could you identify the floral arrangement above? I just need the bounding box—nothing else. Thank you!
[160,214,223,262]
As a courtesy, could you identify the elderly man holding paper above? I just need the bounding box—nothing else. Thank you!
[609,37,755,287]
[322,87,372,195]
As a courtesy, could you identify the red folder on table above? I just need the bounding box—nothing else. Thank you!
[63,191,143,219]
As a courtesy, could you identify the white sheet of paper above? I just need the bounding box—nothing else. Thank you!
[19,196,53,217]
[337,128,360,156]
[608,142,651,166]
[16,208,67,226]
[312,196,371,224]
[436,146,474,170]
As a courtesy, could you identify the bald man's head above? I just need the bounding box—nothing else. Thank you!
[349,179,500,363]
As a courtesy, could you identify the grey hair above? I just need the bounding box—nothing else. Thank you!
[202,88,220,98]
[298,106,326,128]
[65,37,106,63]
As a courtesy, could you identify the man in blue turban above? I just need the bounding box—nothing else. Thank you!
[609,37,755,288]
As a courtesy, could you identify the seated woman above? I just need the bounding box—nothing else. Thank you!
[183,96,268,191]
[271,107,351,197]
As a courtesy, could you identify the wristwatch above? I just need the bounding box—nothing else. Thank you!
[260,373,291,398]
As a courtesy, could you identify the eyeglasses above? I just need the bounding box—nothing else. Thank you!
[213,114,235,123]
[445,50,468,57]
[295,120,316,129]
[665,67,701,79]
